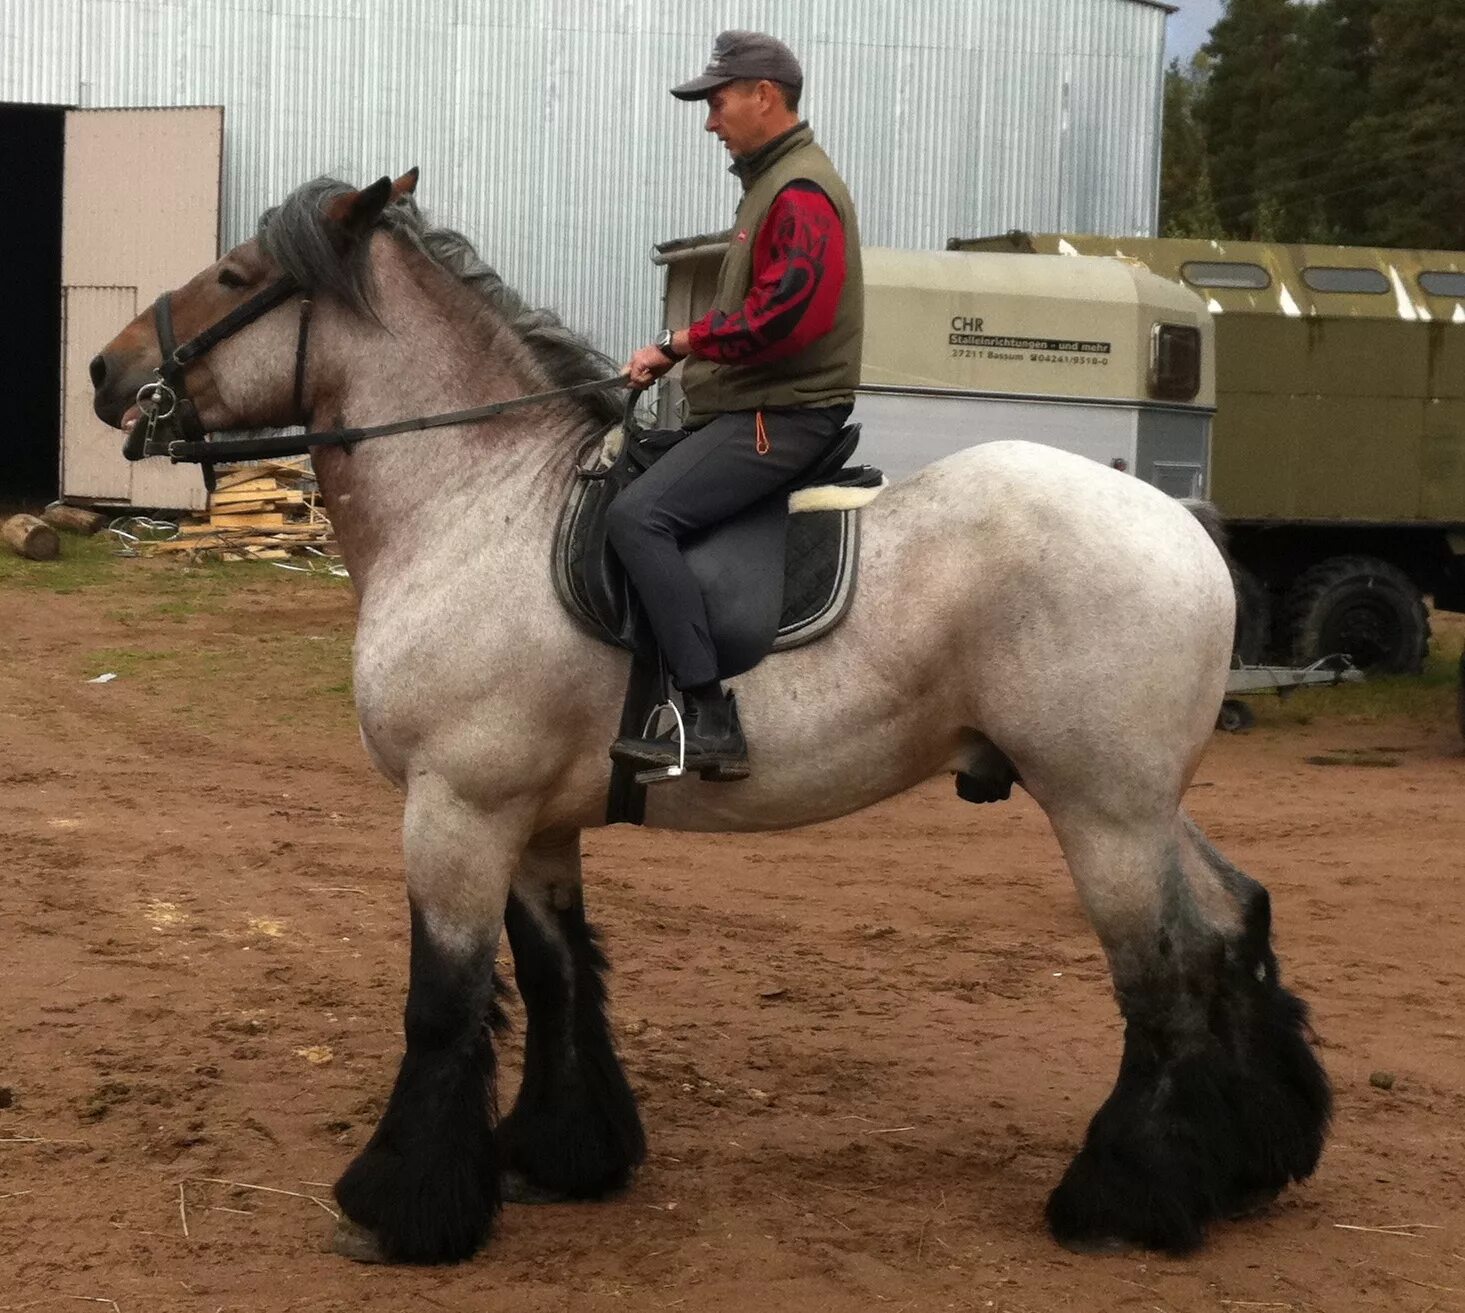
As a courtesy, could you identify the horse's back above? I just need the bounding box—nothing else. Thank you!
[870,438,1231,619]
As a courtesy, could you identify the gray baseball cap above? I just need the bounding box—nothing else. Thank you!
[670,29,803,101]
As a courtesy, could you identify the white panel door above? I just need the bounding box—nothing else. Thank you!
[61,107,223,510]
[60,286,137,502]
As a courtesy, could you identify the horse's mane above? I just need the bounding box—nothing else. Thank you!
[258,177,623,424]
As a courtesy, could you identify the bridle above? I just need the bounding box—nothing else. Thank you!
[126,273,627,478]
[127,276,310,467]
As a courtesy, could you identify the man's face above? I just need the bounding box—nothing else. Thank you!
[704,81,773,158]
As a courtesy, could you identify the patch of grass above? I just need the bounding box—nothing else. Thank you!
[0,531,351,606]
[1252,632,1463,728]
[75,629,356,730]
[79,647,180,679]
[131,558,351,615]
[0,532,122,591]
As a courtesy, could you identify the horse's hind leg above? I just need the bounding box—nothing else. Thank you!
[1043,806,1331,1254]
[499,831,646,1201]
[333,778,523,1264]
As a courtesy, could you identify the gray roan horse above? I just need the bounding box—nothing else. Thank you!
[90,171,1330,1265]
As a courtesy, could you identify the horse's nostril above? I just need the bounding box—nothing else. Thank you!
[89,354,108,390]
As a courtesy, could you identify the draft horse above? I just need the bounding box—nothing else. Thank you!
[90,170,1330,1264]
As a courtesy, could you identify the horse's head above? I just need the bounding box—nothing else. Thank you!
[91,168,419,457]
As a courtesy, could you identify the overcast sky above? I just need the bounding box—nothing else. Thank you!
[1165,0,1225,61]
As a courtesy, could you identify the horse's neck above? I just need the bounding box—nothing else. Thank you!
[306,256,583,591]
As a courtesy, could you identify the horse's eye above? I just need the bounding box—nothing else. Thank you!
[218,268,248,289]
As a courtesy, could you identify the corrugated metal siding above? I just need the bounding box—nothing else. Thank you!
[3,0,1165,359]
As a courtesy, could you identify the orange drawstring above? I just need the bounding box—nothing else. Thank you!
[755,410,770,455]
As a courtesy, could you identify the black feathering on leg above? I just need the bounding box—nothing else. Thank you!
[499,890,646,1198]
[1047,887,1331,1255]
[335,906,509,1264]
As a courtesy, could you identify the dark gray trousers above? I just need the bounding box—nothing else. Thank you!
[604,404,852,690]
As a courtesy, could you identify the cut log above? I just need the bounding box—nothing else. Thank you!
[42,504,107,536]
[2,514,61,561]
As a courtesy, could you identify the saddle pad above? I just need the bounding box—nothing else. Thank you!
[778,507,858,643]
[554,473,862,658]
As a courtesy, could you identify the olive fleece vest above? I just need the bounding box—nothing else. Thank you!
[681,122,864,428]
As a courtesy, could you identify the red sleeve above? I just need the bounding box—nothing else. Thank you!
[686,181,847,367]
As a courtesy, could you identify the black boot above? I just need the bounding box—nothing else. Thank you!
[610,685,750,782]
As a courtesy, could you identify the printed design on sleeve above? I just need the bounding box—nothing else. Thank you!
[688,181,847,367]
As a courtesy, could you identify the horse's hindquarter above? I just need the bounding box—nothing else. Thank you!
[647,441,1235,833]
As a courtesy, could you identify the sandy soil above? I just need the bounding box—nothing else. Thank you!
[1,569,1462,1313]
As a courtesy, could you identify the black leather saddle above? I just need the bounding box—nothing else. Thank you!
[553,421,884,679]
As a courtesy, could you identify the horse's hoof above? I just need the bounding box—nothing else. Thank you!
[332,1216,387,1263]
[1226,1186,1282,1221]
[501,1169,570,1205]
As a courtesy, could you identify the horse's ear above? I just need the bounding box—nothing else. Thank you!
[392,166,419,199]
[323,176,394,242]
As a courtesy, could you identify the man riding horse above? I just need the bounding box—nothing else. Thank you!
[609,29,864,781]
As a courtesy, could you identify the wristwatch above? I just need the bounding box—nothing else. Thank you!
[654,328,684,362]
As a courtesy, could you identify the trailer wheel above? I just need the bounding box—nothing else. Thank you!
[1285,555,1430,675]
[1457,649,1465,743]
[1231,566,1272,664]
[1217,698,1256,733]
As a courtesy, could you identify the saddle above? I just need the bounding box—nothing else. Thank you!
[553,418,883,825]
[553,421,884,677]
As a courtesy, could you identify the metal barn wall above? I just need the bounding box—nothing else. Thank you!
[2,0,1168,360]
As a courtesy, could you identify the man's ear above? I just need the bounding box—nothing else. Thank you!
[323,176,394,242]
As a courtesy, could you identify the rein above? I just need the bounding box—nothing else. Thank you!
[131,276,629,468]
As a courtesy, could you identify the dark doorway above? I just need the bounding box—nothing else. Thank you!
[0,103,65,509]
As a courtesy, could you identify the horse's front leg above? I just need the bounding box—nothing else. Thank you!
[333,777,528,1265]
[499,830,646,1201]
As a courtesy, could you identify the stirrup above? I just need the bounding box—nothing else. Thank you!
[631,700,687,786]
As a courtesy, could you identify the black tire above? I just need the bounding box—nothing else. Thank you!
[1284,555,1430,675]
[1457,649,1465,743]
[1231,566,1272,665]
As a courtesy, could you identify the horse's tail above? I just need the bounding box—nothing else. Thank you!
[1181,498,1231,566]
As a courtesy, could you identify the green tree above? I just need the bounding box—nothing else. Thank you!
[1160,55,1223,237]
[1300,0,1383,243]
[1350,0,1465,249]
[1200,0,1303,238]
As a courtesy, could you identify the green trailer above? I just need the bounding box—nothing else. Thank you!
[953,232,1465,673]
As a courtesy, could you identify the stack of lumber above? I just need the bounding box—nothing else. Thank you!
[142,459,338,564]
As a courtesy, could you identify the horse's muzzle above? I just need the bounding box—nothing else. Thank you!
[121,417,148,462]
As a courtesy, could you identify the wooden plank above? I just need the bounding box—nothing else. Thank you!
[211,470,269,492]
[209,512,286,528]
[210,477,282,496]
[210,491,304,508]
[209,500,298,517]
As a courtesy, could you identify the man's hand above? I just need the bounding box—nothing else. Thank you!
[624,344,677,391]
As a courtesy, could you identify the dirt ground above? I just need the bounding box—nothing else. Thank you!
[1,558,1462,1313]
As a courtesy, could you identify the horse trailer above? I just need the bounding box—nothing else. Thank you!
[653,233,1217,502]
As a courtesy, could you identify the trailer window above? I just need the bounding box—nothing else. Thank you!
[1149,323,1202,402]
[1180,261,1270,290]
[1419,271,1465,298]
[1301,266,1389,294]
